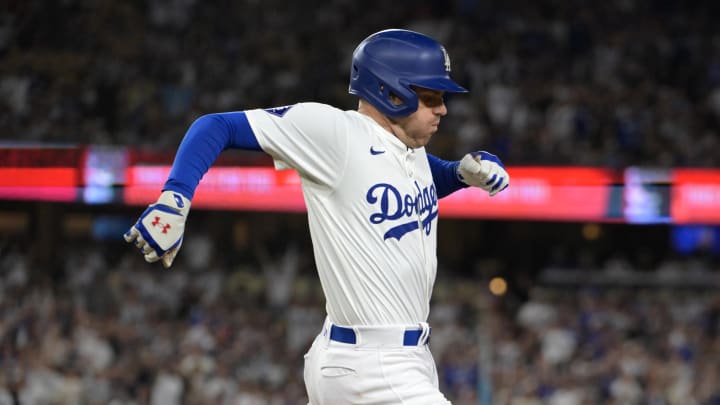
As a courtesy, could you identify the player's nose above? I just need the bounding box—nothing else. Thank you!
[434,102,447,117]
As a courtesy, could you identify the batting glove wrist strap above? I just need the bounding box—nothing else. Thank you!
[124,191,191,268]
[457,151,510,196]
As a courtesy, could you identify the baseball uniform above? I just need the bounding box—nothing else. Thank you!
[246,102,450,404]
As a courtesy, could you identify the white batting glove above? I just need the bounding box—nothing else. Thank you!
[458,151,510,196]
[124,191,191,268]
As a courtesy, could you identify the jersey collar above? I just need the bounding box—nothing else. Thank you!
[356,112,417,155]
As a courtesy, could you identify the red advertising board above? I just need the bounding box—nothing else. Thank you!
[124,166,618,220]
[439,167,617,220]
[0,167,79,202]
[672,169,720,223]
[1,143,717,224]
[124,166,307,212]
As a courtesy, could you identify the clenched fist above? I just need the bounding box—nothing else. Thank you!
[124,191,191,268]
[457,151,509,196]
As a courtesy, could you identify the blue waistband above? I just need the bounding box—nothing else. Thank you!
[329,324,430,346]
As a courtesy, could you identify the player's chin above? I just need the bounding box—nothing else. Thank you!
[413,135,433,148]
[408,129,435,148]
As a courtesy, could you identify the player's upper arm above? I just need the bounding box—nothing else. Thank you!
[245,103,349,188]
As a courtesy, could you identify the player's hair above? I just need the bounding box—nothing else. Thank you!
[349,29,468,118]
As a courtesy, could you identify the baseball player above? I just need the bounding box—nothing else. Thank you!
[125,29,509,404]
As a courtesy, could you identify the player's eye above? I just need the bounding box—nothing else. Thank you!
[412,86,445,108]
[420,94,444,107]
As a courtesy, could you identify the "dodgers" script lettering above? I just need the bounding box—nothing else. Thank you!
[366,181,439,240]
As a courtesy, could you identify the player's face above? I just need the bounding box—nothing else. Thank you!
[394,88,447,148]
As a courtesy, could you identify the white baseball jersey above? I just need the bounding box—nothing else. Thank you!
[245,102,439,326]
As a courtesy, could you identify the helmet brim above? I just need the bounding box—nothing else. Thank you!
[410,77,468,93]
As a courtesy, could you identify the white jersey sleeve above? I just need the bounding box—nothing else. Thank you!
[244,103,348,188]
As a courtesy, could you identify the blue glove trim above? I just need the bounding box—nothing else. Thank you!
[470,151,506,169]
[427,153,468,199]
[491,177,505,192]
[149,204,184,216]
[164,112,261,200]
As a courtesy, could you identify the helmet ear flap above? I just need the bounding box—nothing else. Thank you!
[387,83,418,111]
[350,63,418,117]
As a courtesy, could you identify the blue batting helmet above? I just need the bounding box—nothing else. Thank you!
[349,29,468,118]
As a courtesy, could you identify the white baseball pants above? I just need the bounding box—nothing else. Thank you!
[303,317,451,405]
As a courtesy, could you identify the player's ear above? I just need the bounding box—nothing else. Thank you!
[389,92,404,106]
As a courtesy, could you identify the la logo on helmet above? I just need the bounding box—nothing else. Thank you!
[441,46,451,72]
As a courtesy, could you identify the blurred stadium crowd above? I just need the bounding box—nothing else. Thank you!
[1,0,720,166]
[0,225,719,404]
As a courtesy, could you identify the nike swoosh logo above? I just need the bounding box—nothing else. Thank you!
[370,146,385,155]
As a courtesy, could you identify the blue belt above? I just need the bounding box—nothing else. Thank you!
[329,324,430,346]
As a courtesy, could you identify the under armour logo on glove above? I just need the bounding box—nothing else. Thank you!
[151,217,172,233]
[457,151,510,196]
[124,191,191,268]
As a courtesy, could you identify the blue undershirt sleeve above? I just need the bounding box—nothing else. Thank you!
[163,112,262,199]
[427,153,468,199]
